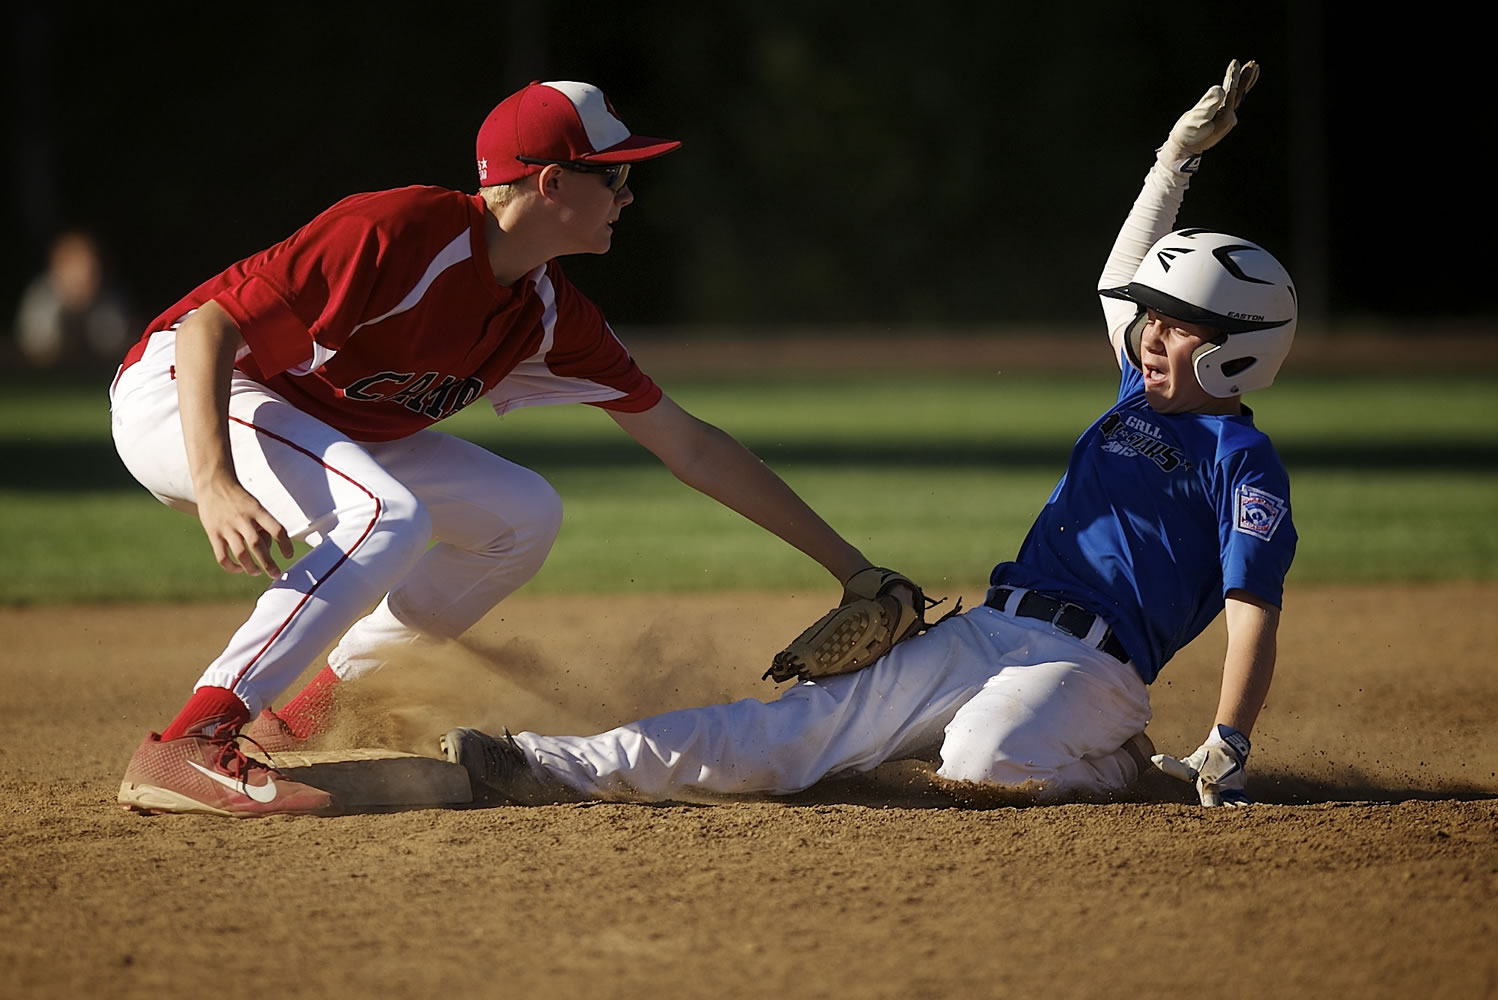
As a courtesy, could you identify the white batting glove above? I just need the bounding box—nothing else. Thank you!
[1157,59,1260,171]
[1152,724,1252,808]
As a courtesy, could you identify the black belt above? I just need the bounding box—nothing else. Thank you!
[984,587,1131,663]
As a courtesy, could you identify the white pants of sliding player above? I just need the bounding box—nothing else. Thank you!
[109,330,562,715]
[518,603,1153,801]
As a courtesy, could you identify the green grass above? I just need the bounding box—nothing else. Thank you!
[1,371,1493,603]
[0,491,285,604]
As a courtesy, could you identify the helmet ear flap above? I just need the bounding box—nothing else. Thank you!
[1190,339,1220,387]
[1191,336,1257,397]
[1124,309,1147,369]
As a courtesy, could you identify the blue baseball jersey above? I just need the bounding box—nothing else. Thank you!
[990,360,1296,684]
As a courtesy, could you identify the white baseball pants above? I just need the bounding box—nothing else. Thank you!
[110,330,563,715]
[518,604,1153,801]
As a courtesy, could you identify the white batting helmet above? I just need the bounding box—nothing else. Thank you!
[1102,229,1297,397]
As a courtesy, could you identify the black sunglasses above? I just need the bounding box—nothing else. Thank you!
[515,156,631,192]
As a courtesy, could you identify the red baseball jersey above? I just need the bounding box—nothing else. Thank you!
[121,185,661,442]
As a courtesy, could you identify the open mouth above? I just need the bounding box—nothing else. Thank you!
[1143,364,1167,388]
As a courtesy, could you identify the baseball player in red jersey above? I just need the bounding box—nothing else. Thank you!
[110,80,895,817]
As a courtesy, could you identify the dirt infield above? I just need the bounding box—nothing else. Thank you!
[3,584,1496,999]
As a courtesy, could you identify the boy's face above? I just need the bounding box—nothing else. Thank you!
[1138,308,1241,415]
[551,166,635,255]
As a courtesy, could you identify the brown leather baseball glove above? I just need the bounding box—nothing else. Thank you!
[764,567,957,683]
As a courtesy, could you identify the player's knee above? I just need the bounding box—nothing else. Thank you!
[937,752,1046,788]
[475,470,562,559]
[373,489,433,555]
[937,725,1045,787]
[524,474,563,548]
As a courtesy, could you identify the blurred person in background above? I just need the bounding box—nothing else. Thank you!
[13,229,133,370]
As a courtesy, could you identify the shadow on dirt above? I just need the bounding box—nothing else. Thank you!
[768,761,1497,811]
[1236,769,1496,806]
[434,759,1498,813]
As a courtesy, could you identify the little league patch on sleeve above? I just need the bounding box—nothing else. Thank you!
[1235,484,1288,541]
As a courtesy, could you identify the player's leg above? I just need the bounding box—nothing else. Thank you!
[325,430,563,680]
[935,608,1152,799]
[113,348,440,814]
[468,612,1004,802]
[256,430,565,741]
[112,352,433,731]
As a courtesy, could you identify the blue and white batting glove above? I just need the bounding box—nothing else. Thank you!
[1151,724,1252,808]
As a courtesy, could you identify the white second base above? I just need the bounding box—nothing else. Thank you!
[247,748,473,809]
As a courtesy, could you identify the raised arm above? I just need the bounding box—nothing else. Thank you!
[1098,60,1260,362]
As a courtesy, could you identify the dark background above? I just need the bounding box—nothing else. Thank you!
[4,2,1492,341]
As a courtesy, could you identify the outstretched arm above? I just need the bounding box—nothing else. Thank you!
[1098,60,1260,362]
[609,394,871,585]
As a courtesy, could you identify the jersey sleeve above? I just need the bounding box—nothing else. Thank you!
[1097,158,1193,368]
[484,262,661,416]
[1215,441,1297,607]
[213,191,461,378]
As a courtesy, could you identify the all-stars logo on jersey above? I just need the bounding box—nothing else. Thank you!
[1098,412,1190,473]
[1234,484,1288,541]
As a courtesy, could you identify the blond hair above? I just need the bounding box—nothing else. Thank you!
[479,183,524,213]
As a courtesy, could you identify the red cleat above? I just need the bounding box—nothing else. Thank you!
[118,729,332,818]
[240,708,310,754]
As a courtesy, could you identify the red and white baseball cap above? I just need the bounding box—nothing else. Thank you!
[475,80,682,186]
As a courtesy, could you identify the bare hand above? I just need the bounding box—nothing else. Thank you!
[195,481,294,577]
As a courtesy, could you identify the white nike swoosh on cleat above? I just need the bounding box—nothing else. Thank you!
[187,760,279,803]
